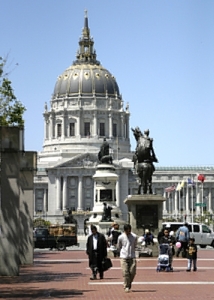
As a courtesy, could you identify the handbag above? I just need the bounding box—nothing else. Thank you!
[102,257,112,271]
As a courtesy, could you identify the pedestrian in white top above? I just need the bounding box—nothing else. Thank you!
[117,224,138,293]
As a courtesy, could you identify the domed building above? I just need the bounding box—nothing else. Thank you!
[42,11,130,156]
[35,12,214,231]
[35,12,133,229]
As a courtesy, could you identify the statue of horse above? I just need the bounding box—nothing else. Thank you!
[132,128,158,195]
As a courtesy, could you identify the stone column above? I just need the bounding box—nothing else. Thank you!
[62,176,67,210]
[50,115,53,139]
[77,111,81,137]
[43,188,47,213]
[62,114,65,138]
[121,115,124,138]
[93,111,97,137]
[126,114,130,139]
[56,176,61,210]
[77,176,83,211]
[116,180,120,207]
[108,113,112,138]
[44,118,49,139]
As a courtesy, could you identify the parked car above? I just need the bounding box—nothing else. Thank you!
[162,222,214,248]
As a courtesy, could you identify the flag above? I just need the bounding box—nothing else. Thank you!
[197,174,205,183]
[176,182,181,191]
[187,178,195,187]
[176,180,185,191]
[180,180,185,188]
[165,185,176,193]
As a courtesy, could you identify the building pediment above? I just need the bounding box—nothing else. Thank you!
[50,153,99,169]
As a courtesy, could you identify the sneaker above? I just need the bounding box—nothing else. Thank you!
[125,288,130,293]
[186,269,191,272]
[90,275,97,280]
[193,268,197,272]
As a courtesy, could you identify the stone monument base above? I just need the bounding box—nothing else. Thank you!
[124,194,166,237]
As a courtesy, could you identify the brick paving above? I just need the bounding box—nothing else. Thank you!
[0,249,214,299]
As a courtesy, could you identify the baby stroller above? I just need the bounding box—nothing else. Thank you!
[156,243,173,272]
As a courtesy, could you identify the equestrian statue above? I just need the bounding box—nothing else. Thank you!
[132,127,158,195]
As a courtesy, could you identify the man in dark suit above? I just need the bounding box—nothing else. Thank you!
[86,225,107,280]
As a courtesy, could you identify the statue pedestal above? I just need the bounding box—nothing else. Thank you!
[124,194,166,237]
[86,163,126,235]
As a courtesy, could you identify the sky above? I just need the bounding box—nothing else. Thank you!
[1,0,214,167]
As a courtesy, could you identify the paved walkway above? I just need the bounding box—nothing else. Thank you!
[0,248,214,299]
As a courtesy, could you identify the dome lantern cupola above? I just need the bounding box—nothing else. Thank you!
[75,10,100,65]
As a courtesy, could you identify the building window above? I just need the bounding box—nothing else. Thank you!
[113,124,117,137]
[69,123,75,136]
[57,124,62,137]
[84,122,90,137]
[100,123,105,136]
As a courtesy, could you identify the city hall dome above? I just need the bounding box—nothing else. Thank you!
[53,11,120,99]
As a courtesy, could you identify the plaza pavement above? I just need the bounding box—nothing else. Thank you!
[0,243,214,300]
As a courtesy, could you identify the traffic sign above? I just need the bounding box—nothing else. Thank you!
[195,203,206,207]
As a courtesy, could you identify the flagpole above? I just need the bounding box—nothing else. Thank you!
[202,182,204,218]
[191,179,194,223]
[179,190,180,220]
[196,175,199,217]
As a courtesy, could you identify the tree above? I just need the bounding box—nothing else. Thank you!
[0,56,26,127]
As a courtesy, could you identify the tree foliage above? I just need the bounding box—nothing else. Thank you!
[0,56,26,127]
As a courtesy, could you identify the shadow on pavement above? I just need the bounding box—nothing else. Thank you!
[0,288,95,299]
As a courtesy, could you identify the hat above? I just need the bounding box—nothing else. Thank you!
[145,229,149,234]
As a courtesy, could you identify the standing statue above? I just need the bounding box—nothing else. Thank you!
[101,202,113,222]
[64,209,78,233]
[98,137,112,164]
[132,127,158,194]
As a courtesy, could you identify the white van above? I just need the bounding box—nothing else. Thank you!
[162,222,214,248]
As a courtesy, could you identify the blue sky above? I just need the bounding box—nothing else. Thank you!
[1,0,214,167]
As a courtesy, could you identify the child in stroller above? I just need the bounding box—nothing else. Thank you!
[157,229,175,272]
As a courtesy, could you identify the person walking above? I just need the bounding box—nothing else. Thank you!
[86,225,107,280]
[117,224,138,293]
[176,222,190,258]
[186,237,197,272]
[108,223,121,257]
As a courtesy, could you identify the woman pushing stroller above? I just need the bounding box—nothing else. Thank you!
[158,229,176,271]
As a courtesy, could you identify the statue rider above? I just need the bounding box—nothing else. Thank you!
[142,129,158,165]
[132,127,158,194]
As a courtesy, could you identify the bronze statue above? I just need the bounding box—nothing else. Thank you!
[132,127,158,194]
[98,137,112,164]
[101,202,113,222]
[64,209,77,223]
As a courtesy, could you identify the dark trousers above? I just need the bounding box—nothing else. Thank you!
[176,241,188,258]
[90,250,103,278]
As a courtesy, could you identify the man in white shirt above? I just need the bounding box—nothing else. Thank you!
[117,224,138,293]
